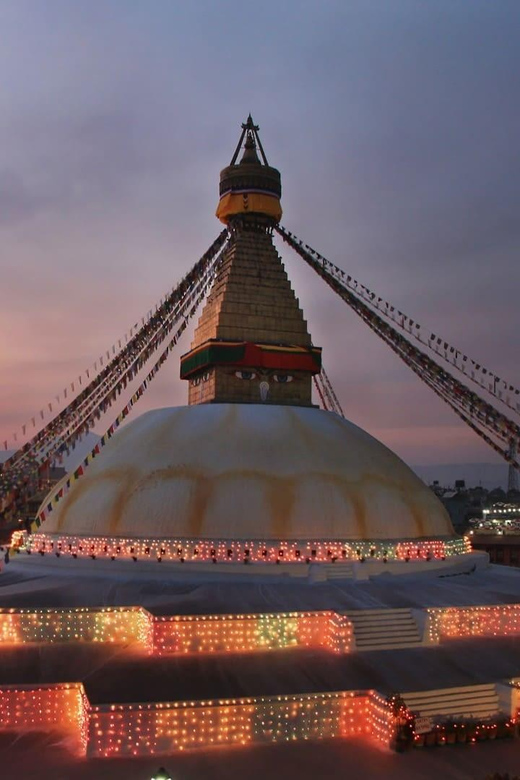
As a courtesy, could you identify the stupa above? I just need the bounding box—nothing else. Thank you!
[17,115,475,579]
[2,118,520,779]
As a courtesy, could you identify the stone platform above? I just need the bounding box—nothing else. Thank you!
[1,558,520,767]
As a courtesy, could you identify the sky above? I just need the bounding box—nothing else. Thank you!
[0,0,519,469]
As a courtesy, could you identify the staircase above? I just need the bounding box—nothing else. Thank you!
[323,562,355,580]
[402,683,500,721]
[346,608,423,651]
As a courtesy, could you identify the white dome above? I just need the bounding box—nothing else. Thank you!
[42,404,453,542]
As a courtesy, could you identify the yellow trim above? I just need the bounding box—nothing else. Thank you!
[259,344,321,354]
[181,340,244,361]
[216,192,282,224]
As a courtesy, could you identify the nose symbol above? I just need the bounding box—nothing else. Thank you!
[259,381,270,402]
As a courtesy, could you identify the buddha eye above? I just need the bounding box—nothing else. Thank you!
[235,370,257,380]
[273,374,293,383]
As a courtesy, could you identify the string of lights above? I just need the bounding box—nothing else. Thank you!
[87,690,392,758]
[426,604,520,642]
[4,603,520,655]
[0,606,353,654]
[0,680,515,759]
[154,611,352,655]
[0,606,153,649]
[0,683,89,755]
[14,531,471,564]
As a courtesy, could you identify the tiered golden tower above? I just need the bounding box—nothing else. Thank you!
[180,116,321,406]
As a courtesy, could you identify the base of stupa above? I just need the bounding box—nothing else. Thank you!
[10,544,488,582]
[11,527,484,583]
[1,559,520,764]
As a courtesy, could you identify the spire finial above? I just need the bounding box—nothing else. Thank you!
[242,114,259,133]
[230,115,269,167]
[216,117,282,225]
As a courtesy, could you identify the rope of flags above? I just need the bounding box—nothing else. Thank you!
[2,229,228,472]
[277,225,520,473]
[33,253,223,529]
[4,298,175,452]
[365,306,520,469]
[1,231,228,522]
[313,369,344,417]
[37,269,211,466]
[3,267,208,494]
[1,278,206,517]
[276,225,520,419]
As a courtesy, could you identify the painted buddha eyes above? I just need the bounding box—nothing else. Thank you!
[234,371,294,383]
[191,372,210,386]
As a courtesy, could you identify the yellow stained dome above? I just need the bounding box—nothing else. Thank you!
[42,404,453,542]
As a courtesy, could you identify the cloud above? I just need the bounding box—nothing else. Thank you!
[0,0,519,471]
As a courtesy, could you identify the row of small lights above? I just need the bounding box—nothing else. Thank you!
[410,718,517,748]
[0,683,90,755]
[0,606,153,648]
[154,611,352,655]
[0,605,353,655]
[0,684,390,758]
[88,691,389,758]
[483,508,520,515]
[426,604,520,643]
[3,681,515,760]
[14,531,469,564]
[6,602,520,653]
[5,602,520,655]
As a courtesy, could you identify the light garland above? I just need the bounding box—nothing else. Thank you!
[368,692,396,744]
[0,683,90,755]
[426,604,520,642]
[411,715,516,748]
[470,503,520,535]
[13,531,471,565]
[0,679,514,758]
[0,607,352,655]
[154,611,352,655]
[0,606,153,649]
[87,690,391,758]
[6,602,520,655]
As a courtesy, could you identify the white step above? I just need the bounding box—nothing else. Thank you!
[410,704,498,719]
[345,608,423,651]
[356,637,422,647]
[353,625,419,635]
[348,614,417,624]
[404,683,497,699]
[322,563,355,580]
[346,608,413,616]
[402,684,500,720]
[355,640,424,651]
[354,635,421,646]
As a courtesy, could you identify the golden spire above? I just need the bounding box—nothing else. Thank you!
[181,118,321,406]
[216,115,282,225]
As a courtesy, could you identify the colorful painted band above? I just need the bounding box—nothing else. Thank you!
[180,340,322,378]
[216,191,282,224]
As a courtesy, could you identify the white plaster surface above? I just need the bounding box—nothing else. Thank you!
[41,404,453,541]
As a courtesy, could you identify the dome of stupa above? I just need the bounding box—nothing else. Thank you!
[30,116,465,571]
[43,403,452,541]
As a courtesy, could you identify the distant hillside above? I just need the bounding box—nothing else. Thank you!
[412,462,508,491]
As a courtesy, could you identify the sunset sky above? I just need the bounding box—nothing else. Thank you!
[1,0,519,468]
